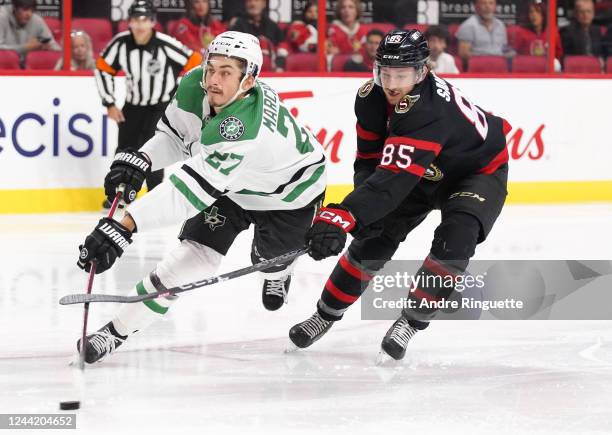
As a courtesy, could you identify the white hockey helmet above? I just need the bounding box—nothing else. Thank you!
[205,31,263,79]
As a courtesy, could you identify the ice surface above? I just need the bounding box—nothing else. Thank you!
[0,205,611,435]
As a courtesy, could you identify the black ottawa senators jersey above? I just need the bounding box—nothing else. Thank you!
[343,73,510,227]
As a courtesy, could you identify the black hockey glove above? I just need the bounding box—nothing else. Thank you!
[77,218,133,274]
[104,151,151,204]
[306,204,356,261]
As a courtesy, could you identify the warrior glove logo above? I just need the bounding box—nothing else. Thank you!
[219,117,245,141]
[99,223,130,249]
[115,153,150,172]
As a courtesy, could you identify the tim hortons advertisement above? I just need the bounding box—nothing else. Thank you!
[0,76,610,191]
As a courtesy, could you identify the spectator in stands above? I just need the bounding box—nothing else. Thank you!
[327,0,368,55]
[230,0,284,61]
[276,2,318,71]
[171,0,226,55]
[560,0,604,56]
[0,0,60,67]
[512,0,563,59]
[456,0,511,61]
[343,28,384,72]
[425,25,460,74]
[54,30,96,71]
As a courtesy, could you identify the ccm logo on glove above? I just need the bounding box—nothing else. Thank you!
[314,208,356,232]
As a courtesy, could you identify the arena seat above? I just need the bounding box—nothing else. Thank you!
[117,20,163,33]
[607,57,612,73]
[0,50,20,69]
[285,52,318,72]
[330,53,353,71]
[43,17,62,43]
[25,51,62,70]
[512,55,547,73]
[72,18,113,56]
[468,55,508,73]
[564,55,601,73]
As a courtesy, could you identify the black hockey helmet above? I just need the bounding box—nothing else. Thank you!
[128,0,156,20]
[373,29,430,89]
[375,29,430,68]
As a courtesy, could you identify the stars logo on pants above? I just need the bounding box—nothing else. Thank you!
[203,206,226,231]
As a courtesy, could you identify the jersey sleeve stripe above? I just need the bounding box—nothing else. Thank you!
[180,164,224,199]
[385,136,442,155]
[281,164,325,203]
[356,151,382,160]
[378,163,426,177]
[169,174,209,211]
[478,147,509,175]
[356,122,381,141]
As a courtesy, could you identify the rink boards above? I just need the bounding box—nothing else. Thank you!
[0,75,610,213]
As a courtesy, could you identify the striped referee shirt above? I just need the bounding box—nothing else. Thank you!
[95,30,202,107]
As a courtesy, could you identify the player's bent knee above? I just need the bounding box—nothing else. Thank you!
[156,240,223,288]
[431,212,481,267]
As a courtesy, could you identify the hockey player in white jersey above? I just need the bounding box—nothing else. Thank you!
[75,31,326,363]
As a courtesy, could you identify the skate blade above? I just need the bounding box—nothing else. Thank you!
[284,341,300,353]
[375,349,396,366]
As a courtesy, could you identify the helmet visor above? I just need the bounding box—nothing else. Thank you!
[374,63,421,89]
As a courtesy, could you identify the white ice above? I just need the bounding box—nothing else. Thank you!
[0,204,611,435]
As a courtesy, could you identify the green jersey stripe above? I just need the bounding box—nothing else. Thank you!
[136,281,169,314]
[169,174,209,211]
[282,164,325,203]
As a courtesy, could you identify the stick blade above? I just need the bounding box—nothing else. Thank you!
[59,293,129,305]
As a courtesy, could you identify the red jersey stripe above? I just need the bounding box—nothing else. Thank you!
[356,122,381,141]
[379,163,426,177]
[385,137,443,155]
[479,147,509,175]
[325,280,359,304]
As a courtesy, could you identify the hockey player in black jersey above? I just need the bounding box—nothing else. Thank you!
[289,29,511,360]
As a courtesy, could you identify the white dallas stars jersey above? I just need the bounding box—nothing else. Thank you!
[127,66,326,231]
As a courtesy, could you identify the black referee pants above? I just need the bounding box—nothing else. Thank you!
[117,103,167,191]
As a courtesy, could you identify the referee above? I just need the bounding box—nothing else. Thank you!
[95,0,202,208]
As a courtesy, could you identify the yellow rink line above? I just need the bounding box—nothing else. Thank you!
[1,180,611,214]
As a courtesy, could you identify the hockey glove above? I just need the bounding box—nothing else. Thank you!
[104,151,151,204]
[306,204,356,261]
[77,218,133,274]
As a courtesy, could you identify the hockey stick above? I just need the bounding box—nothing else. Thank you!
[61,247,310,306]
[77,191,123,369]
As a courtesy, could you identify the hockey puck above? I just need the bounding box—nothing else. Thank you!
[59,401,80,410]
